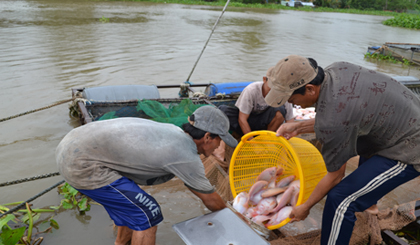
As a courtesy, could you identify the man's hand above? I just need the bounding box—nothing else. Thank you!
[276,122,299,139]
[276,118,316,139]
[289,203,310,222]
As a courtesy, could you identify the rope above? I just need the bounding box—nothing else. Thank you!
[0,180,65,219]
[192,91,207,98]
[185,0,231,84]
[0,172,61,187]
[0,98,73,123]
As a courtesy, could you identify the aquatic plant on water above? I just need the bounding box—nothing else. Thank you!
[0,183,91,245]
[51,183,91,213]
[383,13,420,30]
[0,203,57,245]
[364,52,414,66]
[99,16,110,23]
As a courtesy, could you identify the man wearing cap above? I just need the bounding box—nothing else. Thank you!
[218,67,295,138]
[265,55,420,245]
[56,106,237,245]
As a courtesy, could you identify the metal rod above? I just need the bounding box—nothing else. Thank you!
[185,0,231,84]
[156,83,213,89]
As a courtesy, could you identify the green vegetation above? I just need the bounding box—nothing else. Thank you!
[51,183,91,213]
[0,203,57,245]
[99,16,110,23]
[383,13,420,29]
[0,183,91,245]
[314,0,419,12]
[100,0,419,29]
[364,52,413,65]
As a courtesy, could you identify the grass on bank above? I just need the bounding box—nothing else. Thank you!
[98,0,419,29]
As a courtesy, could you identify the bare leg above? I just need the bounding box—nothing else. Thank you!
[115,226,133,245]
[131,226,158,245]
[267,111,285,132]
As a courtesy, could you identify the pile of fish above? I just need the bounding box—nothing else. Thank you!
[232,166,300,228]
[293,106,316,120]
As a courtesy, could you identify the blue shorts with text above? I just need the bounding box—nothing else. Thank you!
[77,176,163,231]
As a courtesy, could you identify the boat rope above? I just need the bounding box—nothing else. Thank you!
[185,0,231,84]
[0,172,61,187]
[0,98,73,123]
[192,91,207,98]
[0,180,65,219]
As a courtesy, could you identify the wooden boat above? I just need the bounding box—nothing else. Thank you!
[70,81,253,125]
[71,75,420,125]
[368,42,420,65]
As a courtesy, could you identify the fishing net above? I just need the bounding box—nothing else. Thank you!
[202,135,419,245]
[97,99,210,127]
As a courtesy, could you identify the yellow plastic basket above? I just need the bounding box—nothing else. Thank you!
[229,130,327,230]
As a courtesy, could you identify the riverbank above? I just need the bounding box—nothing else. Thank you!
[98,0,419,29]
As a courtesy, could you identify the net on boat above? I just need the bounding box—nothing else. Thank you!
[96,99,210,127]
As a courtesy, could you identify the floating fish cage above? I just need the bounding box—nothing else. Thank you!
[229,131,327,230]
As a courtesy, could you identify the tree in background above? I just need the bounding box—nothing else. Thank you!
[314,0,419,11]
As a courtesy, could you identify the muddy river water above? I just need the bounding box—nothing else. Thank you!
[1,0,420,244]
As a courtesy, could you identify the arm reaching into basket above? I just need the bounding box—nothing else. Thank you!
[276,118,315,140]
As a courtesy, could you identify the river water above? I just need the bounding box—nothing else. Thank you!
[1,0,420,244]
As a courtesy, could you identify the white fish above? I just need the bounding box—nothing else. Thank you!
[270,185,296,214]
[265,206,293,227]
[248,180,268,205]
[256,167,278,182]
[261,186,287,198]
[232,192,249,214]
[245,206,259,218]
[251,214,272,226]
[290,188,300,207]
[256,196,277,215]
[289,179,301,189]
[249,189,265,206]
[276,175,296,188]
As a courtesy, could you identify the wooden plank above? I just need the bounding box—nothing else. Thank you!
[77,101,92,124]
[386,42,420,46]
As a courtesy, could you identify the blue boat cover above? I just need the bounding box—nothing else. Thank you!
[205,81,254,97]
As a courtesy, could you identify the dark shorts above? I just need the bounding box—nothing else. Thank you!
[218,105,286,135]
[76,177,163,231]
[321,156,420,244]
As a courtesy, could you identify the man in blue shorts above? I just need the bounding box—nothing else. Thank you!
[265,55,420,245]
[56,106,238,245]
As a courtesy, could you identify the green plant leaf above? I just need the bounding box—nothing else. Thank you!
[31,213,41,223]
[68,186,78,197]
[21,213,29,224]
[77,198,90,212]
[0,226,26,245]
[0,214,16,230]
[49,219,59,230]
[61,200,73,210]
